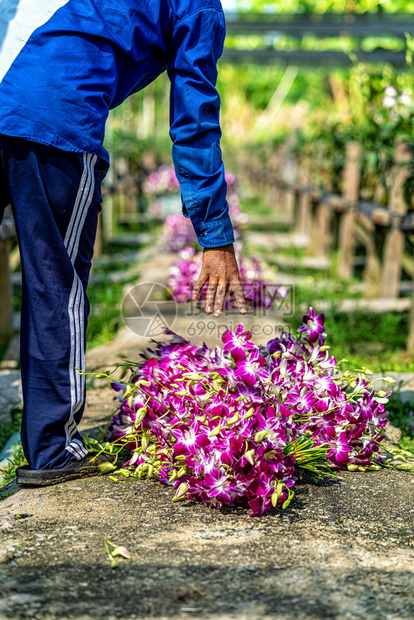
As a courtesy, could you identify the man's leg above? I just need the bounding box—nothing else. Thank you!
[1,135,102,470]
[0,138,10,222]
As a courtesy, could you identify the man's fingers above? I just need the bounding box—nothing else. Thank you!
[191,272,207,301]
[230,279,247,315]
[214,280,228,318]
[205,278,218,314]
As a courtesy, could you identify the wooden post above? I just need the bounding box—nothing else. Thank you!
[357,217,382,298]
[309,200,331,258]
[0,240,13,343]
[407,275,414,354]
[380,139,412,299]
[336,141,362,279]
[282,150,297,221]
[267,151,281,211]
[94,211,103,258]
[295,164,312,240]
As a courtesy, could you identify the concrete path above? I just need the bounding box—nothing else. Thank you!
[1,244,414,620]
[1,434,413,619]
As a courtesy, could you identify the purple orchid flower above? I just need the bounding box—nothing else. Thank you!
[222,323,255,361]
[235,348,269,387]
[298,307,327,344]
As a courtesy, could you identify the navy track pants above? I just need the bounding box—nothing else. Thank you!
[0,135,106,469]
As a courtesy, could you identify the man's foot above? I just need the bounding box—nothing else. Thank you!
[16,453,116,487]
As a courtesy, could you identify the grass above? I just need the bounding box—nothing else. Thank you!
[241,195,292,232]
[0,408,22,452]
[86,277,136,350]
[0,409,26,495]
[0,442,27,493]
[290,290,413,372]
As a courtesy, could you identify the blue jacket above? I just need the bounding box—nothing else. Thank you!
[0,0,234,248]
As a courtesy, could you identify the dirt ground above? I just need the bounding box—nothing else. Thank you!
[1,249,414,620]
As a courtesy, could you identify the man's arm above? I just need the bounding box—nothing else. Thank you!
[167,5,246,317]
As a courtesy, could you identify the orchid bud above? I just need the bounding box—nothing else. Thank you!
[212,380,222,392]
[254,430,267,443]
[346,463,359,471]
[176,466,187,478]
[169,471,178,482]
[282,497,292,510]
[183,372,200,380]
[384,377,397,384]
[175,454,186,461]
[197,415,206,423]
[112,546,131,559]
[357,466,366,472]
[319,345,330,351]
[141,431,150,451]
[361,367,373,375]
[135,407,147,426]
[393,454,408,463]
[157,449,170,457]
[98,462,117,474]
[172,482,189,502]
[208,427,221,438]
[115,468,131,478]
[123,387,134,400]
[271,492,279,508]
[244,449,255,465]
[244,407,254,419]
[227,413,239,425]
[377,390,387,398]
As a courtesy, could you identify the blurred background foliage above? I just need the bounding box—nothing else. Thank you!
[236,0,414,13]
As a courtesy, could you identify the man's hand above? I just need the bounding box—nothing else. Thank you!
[191,244,246,317]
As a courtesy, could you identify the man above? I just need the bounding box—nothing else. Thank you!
[0,0,246,485]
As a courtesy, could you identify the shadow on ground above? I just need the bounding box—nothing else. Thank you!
[1,467,414,620]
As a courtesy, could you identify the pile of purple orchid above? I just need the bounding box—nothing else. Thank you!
[101,308,393,517]
[166,245,288,309]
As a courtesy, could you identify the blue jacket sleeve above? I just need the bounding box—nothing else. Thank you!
[167,7,235,248]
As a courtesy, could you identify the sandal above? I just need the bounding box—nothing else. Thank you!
[16,453,115,487]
